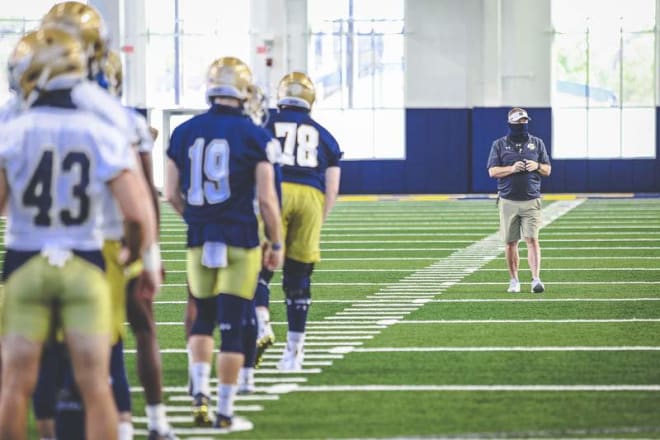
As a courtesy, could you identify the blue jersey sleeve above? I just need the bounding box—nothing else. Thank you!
[321,128,343,167]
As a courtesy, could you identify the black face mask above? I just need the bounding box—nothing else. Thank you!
[508,123,529,142]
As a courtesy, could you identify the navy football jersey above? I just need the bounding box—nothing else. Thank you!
[167,104,274,248]
[267,107,343,192]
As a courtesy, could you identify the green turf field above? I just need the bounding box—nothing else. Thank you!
[15,197,660,438]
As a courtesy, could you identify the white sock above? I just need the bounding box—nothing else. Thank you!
[191,362,211,397]
[287,331,305,350]
[256,307,270,337]
[217,383,238,417]
[239,367,254,385]
[118,421,134,440]
[532,277,540,283]
[146,403,170,433]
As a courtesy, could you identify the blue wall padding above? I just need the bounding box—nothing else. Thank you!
[334,107,660,194]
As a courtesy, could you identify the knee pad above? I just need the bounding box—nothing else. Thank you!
[191,296,217,336]
[241,300,257,328]
[217,294,247,353]
[282,258,314,299]
[110,341,132,413]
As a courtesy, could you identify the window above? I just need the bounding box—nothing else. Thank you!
[551,0,656,159]
[144,0,251,108]
[0,1,76,104]
[308,0,405,160]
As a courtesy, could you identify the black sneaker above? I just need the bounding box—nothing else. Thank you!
[531,279,545,293]
[213,413,232,429]
[148,429,179,440]
[192,393,212,427]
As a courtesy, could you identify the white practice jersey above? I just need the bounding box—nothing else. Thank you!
[0,95,22,123]
[100,108,154,240]
[0,106,134,251]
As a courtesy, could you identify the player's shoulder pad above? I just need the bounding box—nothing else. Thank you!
[128,109,155,153]
[71,81,138,144]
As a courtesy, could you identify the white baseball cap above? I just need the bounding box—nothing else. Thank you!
[508,107,531,123]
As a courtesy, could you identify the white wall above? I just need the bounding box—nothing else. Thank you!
[405,0,552,108]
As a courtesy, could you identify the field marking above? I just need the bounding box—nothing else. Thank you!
[266,384,660,394]
[152,297,660,305]
[357,319,660,324]
[340,346,660,353]
[144,200,587,433]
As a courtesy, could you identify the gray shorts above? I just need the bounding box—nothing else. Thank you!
[499,198,542,243]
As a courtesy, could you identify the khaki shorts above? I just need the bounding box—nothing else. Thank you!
[186,245,261,300]
[1,252,111,342]
[499,198,542,243]
[282,182,325,263]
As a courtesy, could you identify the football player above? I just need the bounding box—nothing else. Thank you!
[0,28,160,440]
[165,56,283,430]
[33,3,174,439]
[266,72,342,371]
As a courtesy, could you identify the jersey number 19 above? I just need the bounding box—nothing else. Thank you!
[187,137,231,206]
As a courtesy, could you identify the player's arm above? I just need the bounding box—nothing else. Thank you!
[0,168,8,213]
[165,158,185,217]
[138,151,160,227]
[256,161,283,270]
[110,169,161,296]
[323,166,340,222]
[488,164,523,178]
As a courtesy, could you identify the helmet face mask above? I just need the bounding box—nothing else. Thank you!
[102,50,123,97]
[245,83,268,125]
[41,1,109,76]
[277,71,315,110]
[206,57,252,103]
[8,28,87,106]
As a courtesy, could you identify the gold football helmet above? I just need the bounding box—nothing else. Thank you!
[206,56,252,102]
[277,71,315,109]
[245,83,268,125]
[103,50,123,97]
[41,1,109,71]
[8,28,87,105]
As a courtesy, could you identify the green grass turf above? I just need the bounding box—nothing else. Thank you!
[7,198,660,438]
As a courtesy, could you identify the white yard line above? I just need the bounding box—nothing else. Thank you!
[336,346,660,353]
[266,384,660,394]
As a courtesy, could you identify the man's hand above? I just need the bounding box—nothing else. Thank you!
[525,160,540,172]
[512,161,526,173]
[135,269,162,300]
[262,242,284,271]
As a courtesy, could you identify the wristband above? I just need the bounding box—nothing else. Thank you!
[270,242,283,251]
[142,243,161,272]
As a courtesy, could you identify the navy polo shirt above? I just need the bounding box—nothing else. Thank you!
[486,134,551,201]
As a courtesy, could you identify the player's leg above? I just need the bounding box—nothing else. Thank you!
[500,198,522,293]
[213,245,260,428]
[60,253,118,440]
[126,277,176,437]
[187,247,220,427]
[184,284,197,397]
[278,184,323,371]
[0,334,43,438]
[521,199,544,292]
[0,251,55,438]
[103,240,135,438]
[33,342,66,439]
[238,299,258,394]
[254,268,275,366]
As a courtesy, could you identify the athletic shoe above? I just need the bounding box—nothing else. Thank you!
[212,414,254,432]
[277,346,304,371]
[255,328,275,368]
[507,279,521,293]
[531,279,545,293]
[192,393,212,427]
[147,429,179,440]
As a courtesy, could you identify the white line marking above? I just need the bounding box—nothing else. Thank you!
[388,318,660,324]
[269,384,660,393]
[347,346,660,352]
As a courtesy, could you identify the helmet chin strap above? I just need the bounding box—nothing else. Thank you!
[24,65,52,109]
